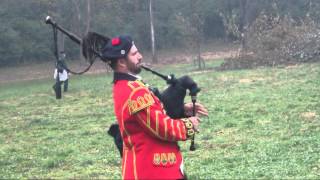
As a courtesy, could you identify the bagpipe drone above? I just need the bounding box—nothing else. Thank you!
[45,16,201,155]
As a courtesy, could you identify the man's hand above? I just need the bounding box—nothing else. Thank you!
[188,116,201,132]
[184,102,208,117]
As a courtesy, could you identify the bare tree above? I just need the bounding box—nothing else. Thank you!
[71,0,81,36]
[69,0,91,62]
[85,0,91,34]
[238,0,248,56]
[190,0,205,69]
[149,0,157,63]
[57,1,65,54]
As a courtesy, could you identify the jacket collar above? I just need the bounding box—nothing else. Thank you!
[113,72,137,83]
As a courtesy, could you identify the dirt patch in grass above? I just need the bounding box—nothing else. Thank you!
[301,112,317,121]
[239,79,253,83]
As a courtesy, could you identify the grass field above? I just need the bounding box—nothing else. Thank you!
[0,60,319,179]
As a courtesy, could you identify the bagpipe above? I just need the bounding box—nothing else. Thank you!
[45,16,201,156]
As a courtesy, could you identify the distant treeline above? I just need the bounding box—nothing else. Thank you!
[0,0,318,66]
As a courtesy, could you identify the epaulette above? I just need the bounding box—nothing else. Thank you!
[127,80,146,90]
[127,80,154,114]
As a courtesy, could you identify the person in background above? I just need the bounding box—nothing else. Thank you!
[53,51,69,99]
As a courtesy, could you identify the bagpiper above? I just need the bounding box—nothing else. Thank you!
[102,35,207,179]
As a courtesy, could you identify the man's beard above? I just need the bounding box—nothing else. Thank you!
[127,60,141,74]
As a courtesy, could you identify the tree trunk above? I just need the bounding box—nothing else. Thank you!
[71,0,81,36]
[238,0,248,56]
[196,35,201,69]
[224,0,233,42]
[191,0,204,69]
[58,33,65,54]
[149,0,157,63]
[57,2,65,54]
[70,0,83,62]
[85,0,91,34]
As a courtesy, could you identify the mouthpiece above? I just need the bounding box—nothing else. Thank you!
[140,63,150,69]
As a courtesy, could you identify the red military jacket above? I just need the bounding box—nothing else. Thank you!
[112,72,195,180]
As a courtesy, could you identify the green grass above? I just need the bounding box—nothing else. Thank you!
[0,60,319,179]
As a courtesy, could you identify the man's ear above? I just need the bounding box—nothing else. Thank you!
[118,58,127,68]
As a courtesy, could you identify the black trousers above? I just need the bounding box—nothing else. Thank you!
[63,79,68,92]
[53,79,68,99]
